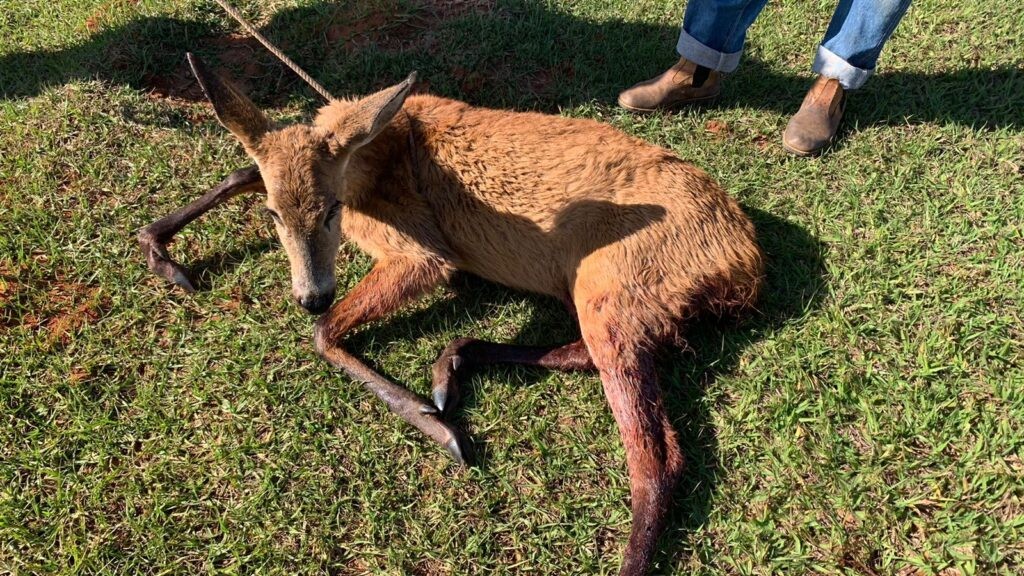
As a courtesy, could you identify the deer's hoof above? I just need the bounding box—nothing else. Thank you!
[445,433,470,467]
[167,265,197,293]
[432,387,451,415]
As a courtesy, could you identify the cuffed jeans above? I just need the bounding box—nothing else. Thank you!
[676,0,911,90]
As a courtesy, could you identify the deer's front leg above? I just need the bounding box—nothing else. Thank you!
[138,165,263,292]
[313,258,470,464]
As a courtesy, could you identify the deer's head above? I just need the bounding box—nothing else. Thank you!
[188,54,414,314]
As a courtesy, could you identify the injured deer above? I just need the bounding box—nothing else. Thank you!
[138,53,764,576]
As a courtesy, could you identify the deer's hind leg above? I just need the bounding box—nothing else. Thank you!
[576,294,684,576]
[430,339,594,414]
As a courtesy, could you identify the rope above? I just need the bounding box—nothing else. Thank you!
[211,0,334,102]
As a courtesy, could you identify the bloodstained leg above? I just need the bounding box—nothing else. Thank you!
[579,308,684,576]
[138,165,263,292]
[312,258,471,464]
[430,338,594,414]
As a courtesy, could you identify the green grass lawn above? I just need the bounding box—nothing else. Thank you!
[1,0,1022,574]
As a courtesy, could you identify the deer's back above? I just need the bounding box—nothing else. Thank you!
[341,95,762,333]
[409,97,760,317]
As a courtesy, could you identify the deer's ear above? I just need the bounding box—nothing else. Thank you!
[327,72,417,153]
[187,53,270,152]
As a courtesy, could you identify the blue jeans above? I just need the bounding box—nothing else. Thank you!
[676,0,912,89]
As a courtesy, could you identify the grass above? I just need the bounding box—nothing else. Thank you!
[1,0,1022,574]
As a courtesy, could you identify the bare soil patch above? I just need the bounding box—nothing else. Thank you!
[139,0,496,104]
[1,262,109,348]
[143,34,286,104]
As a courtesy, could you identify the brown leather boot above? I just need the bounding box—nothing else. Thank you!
[782,76,846,156]
[617,58,722,112]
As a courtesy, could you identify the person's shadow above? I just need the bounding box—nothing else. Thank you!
[2,0,1020,130]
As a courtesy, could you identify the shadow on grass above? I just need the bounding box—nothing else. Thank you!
[188,237,277,291]
[1,0,1020,130]
[650,206,827,571]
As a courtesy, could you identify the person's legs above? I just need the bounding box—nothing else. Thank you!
[783,0,911,155]
[677,0,771,73]
[814,0,913,89]
[618,0,769,111]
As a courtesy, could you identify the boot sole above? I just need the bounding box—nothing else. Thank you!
[781,139,825,157]
[782,126,840,157]
[617,93,720,113]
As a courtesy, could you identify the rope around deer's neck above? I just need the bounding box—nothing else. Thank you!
[212,0,335,102]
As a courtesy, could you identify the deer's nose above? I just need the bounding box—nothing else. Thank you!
[296,290,335,315]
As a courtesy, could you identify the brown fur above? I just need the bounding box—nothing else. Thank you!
[192,65,764,576]
[322,95,762,327]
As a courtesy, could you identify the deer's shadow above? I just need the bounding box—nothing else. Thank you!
[346,205,826,570]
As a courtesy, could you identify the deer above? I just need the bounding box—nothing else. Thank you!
[138,24,763,575]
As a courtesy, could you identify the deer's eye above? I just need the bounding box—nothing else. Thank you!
[324,201,341,229]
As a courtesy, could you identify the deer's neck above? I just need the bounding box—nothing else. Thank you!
[338,112,418,207]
